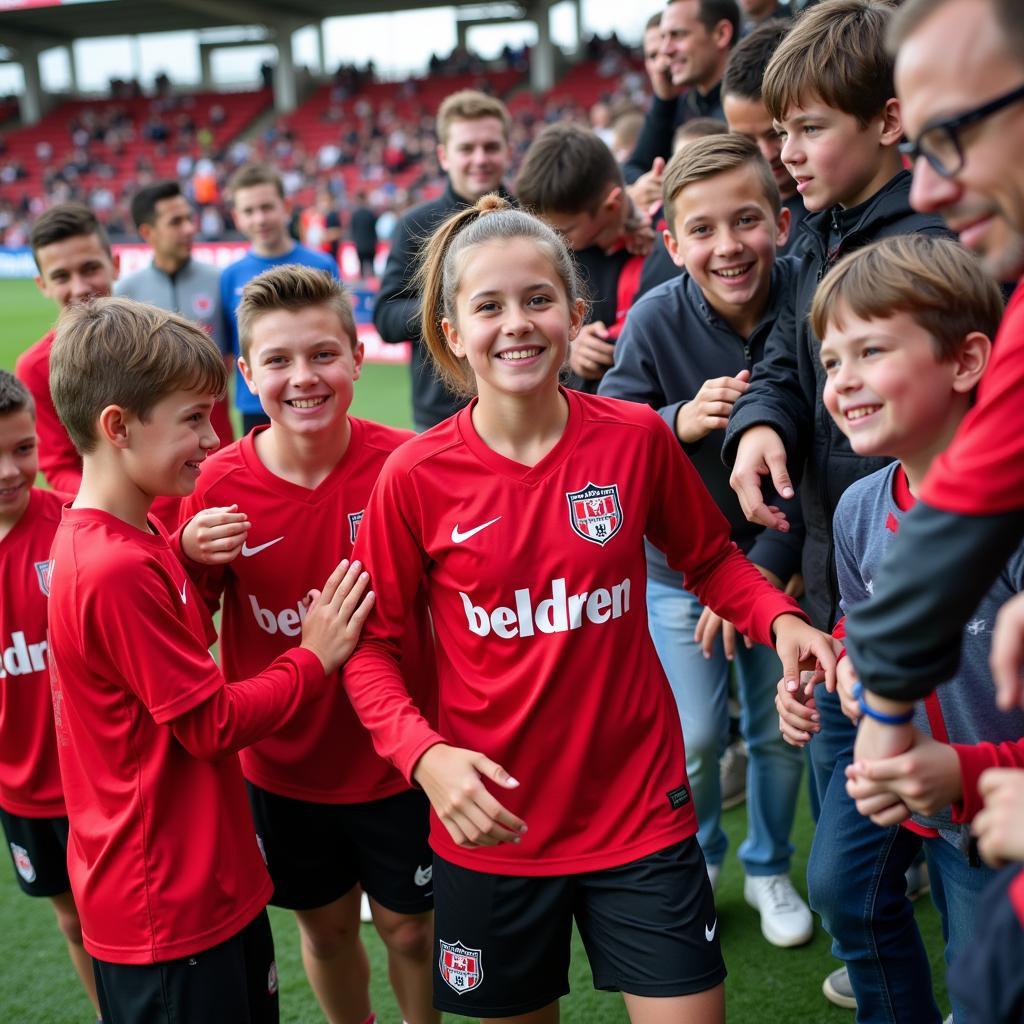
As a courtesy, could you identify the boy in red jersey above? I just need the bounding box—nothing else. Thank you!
[46,296,374,1024]
[178,265,437,1024]
[0,371,100,1020]
[345,197,838,1023]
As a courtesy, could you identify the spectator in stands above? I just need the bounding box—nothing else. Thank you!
[115,180,234,448]
[349,191,379,280]
[220,163,340,433]
[626,0,740,183]
[374,90,513,431]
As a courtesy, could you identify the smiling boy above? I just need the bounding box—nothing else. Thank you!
[46,296,373,1024]
[178,266,438,1024]
[600,134,810,947]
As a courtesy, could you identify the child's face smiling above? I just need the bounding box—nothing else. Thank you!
[820,308,972,463]
[122,389,220,499]
[241,306,363,438]
[667,164,788,332]
[0,409,38,524]
[442,238,584,403]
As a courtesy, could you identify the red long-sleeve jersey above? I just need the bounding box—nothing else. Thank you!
[346,389,804,875]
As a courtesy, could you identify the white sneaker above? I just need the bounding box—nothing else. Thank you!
[720,740,748,810]
[707,862,721,893]
[360,891,373,923]
[744,874,814,947]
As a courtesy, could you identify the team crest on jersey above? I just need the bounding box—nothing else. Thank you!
[191,293,214,318]
[566,483,622,546]
[439,940,483,994]
[34,560,53,596]
[10,843,35,883]
[348,510,365,545]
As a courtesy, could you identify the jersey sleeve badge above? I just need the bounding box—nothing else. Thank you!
[566,483,622,546]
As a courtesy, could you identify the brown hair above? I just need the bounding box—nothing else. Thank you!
[515,123,624,216]
[673,116,730,152]
[811,235,1004,359]
[50,297,227,455]
[762,0,896,126]
[236,265,357,362]
[435,90,511,146]
[0,370,34,419]
[663,133,781,234]
[228,163,285,202]
[30,202,112,268]
[889,0,1024,58]
[415,194,585,397]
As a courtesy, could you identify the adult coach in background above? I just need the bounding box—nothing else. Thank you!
[826,0,1024,753]
[116,180,234,446]
[373,90,513,431]
[624,0,739,183]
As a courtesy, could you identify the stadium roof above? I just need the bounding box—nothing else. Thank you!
[0,0,532,49]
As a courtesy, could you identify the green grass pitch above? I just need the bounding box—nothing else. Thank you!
[0,278,949,1022]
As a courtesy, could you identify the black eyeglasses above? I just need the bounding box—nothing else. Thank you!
[899,81,1024,178]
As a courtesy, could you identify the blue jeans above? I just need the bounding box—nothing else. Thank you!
[807,688,993,1023]
[646,577,803,876]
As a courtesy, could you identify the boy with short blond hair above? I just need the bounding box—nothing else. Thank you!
[780,234,1022,1023]
[0,371,100,1020]
[179,265,438,1024]
[47,296,372,1024]
[601,132,811,947]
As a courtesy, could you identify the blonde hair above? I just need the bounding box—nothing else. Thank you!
[811,235,1004,359]
[415,194,585,397]
[762,0,896,126]
[236,265,357,361]
[50,297,227,454]
[662,133,780,234]
[435,90,511,146]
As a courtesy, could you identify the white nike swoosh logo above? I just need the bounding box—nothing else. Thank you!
[241,536,285,557]
[451,517,502,544]
[178,580,188,604]
[705,919,717,942]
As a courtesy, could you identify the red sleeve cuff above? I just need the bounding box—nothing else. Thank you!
[951,743,999,823]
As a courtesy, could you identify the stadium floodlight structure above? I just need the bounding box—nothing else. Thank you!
[0,0,567,123]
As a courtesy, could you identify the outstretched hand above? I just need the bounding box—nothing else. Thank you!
[729,425,794,531]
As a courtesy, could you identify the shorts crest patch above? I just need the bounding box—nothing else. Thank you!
[267,960,278,995]
[34,560,53,597]
[348,510,365,545]
[439,939,483,994]
[11,842,35,883]
[566,483,622,546]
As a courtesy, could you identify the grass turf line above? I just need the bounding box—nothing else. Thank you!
[0,277,949,1021]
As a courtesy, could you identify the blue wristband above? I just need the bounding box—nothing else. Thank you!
[852,682,914,725]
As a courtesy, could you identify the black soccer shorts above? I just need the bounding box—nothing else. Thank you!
[432,835,726,1018]
[94,909,278,1024]
[246,783,434,914]
[0,807,71,898]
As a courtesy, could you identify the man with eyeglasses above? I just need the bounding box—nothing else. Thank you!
[838,2,1024,1018]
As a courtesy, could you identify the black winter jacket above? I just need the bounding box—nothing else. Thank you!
[721,171,949,629]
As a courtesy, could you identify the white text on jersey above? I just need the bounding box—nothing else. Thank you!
[0,632,48,678]
[461,577,631,639]
[249,594,308,637]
